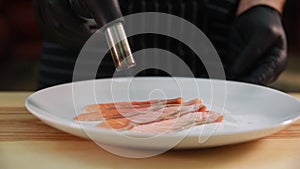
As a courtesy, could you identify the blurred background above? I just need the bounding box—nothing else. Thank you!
[0,0,299,92]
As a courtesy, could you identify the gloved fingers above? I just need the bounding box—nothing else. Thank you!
[34,0,93,48]
[46,1,92,37]
[227,25,244,60]
[239,46,287,85]
[231,29,278,76]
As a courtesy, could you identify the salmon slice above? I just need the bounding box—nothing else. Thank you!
[97,118,131,130]
[75,106,158,121]
[100,117,133,130]
[131,111,223,134]
[89,97,183,112]
[75,101,175,121]
[97,99,205,129]
[127,103,203,124]
[75,97,185,121]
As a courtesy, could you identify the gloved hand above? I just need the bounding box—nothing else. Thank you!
[33,0,124,49]
[226,5,287,85]
[33,0,97,49]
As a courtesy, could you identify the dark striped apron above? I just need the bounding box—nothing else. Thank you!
[38,0,238,89]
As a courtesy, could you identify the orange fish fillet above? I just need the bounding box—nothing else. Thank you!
[74,97,222,133]
[97,100,206,130]
[92,97,183,111]
[131,111,223,133]
[75,97,186,121]
[97,111,223,133]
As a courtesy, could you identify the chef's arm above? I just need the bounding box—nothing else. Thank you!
[237,0,286,15]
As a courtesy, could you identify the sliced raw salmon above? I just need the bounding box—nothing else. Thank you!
[131,111,223,133]
[75,97,222,134]
[96,99,205,130]
[75,97,184,121]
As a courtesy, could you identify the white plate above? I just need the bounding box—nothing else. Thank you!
[26,77,300,152]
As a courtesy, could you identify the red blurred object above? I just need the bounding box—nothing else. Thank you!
[0,0,42,60]
[6,0,41,38]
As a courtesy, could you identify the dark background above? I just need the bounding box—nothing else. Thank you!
[0,0,299,91]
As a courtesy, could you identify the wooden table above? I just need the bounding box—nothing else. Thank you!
[1,92,300,169]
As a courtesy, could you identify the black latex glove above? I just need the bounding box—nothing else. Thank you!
[33,0,97,49]
[226,5,287,85]
[34,0,124,49]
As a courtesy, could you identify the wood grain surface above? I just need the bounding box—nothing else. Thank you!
[0,92,300,169]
